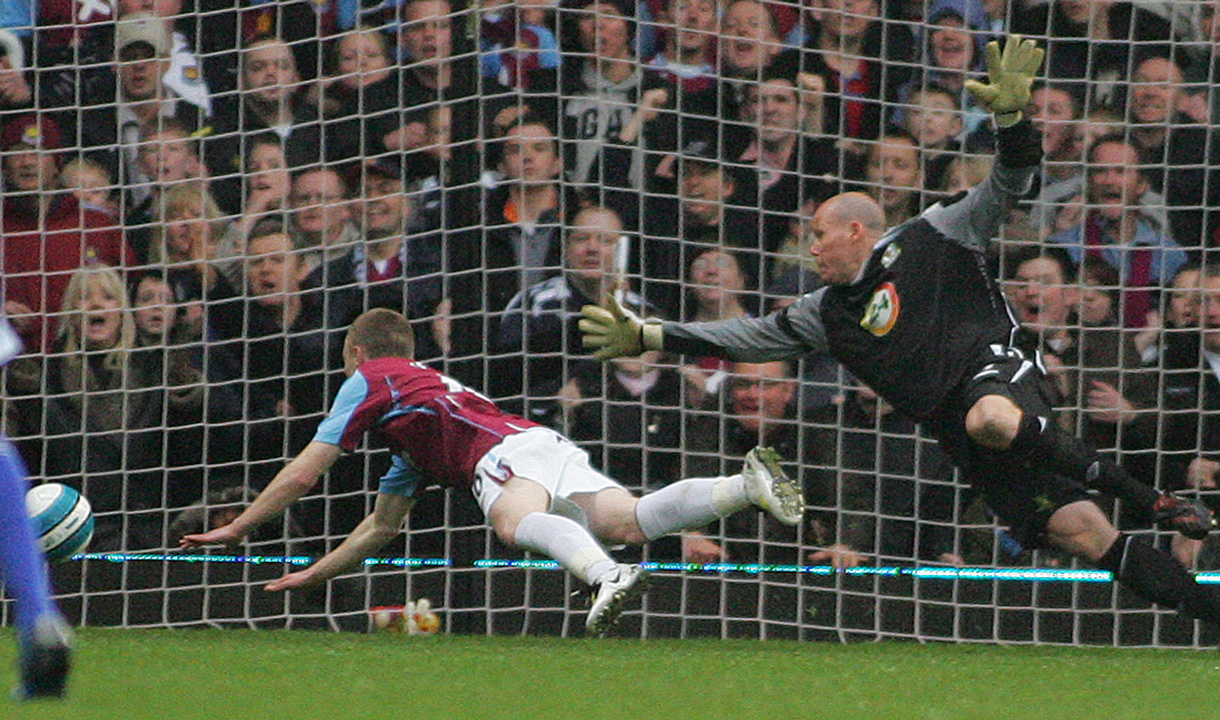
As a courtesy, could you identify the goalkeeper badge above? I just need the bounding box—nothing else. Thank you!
[861,282,900,337]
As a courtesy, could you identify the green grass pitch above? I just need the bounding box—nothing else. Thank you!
[3,629,1218,719]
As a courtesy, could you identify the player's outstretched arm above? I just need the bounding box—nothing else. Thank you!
[579,293,663,361]
[265,493,415,592]
[585,290,830,362]
[963,34,1044,128]
[179,441,343,549]
[927,35,1043,248]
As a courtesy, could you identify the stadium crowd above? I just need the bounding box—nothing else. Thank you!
[1,0,1220,573]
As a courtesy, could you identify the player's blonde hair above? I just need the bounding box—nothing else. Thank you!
[348,308,415,359]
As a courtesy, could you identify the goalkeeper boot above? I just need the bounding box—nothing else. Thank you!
[1152,493,1217,541]
[743,447,805,526]
[15,613,71,700]
[586,564,651,638]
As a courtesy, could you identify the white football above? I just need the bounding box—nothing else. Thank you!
[25,483,94,563]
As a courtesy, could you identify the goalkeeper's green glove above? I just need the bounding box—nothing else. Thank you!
[963,34,1044,128]
[579,293,663,361]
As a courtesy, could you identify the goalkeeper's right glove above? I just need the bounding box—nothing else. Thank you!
[579,293,662,360]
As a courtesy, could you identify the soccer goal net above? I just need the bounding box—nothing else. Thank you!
[0,0,1218,647]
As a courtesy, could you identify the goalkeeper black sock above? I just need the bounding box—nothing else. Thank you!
[1096,535,1220,626]
[1009,413,1160,510]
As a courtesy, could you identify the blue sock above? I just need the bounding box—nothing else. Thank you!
[0,437,55,642]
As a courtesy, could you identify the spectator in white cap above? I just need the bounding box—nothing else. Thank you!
[117,0,213,117]
[72,11,209,229]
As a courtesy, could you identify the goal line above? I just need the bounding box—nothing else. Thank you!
[71,552,1220,585]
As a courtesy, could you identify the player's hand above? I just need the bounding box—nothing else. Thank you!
[963,34,1044,126]
[265,569,320,592]
[179,525,243,550]
[580,293,647,361]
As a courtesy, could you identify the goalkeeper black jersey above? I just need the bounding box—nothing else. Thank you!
[818,219,1016,421]
[660,120,1042,423]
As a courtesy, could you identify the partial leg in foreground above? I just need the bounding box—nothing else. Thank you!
[0,440,71,699]
[16,615,72,700]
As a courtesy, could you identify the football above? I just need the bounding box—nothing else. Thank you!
[25,483,94,563]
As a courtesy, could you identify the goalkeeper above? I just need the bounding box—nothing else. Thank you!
[581,35,1220,627]
[181,308,803,637]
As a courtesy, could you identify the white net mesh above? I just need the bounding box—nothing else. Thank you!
[0,0,1218,646]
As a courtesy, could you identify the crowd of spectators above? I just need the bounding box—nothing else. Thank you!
[2,0,1220,572]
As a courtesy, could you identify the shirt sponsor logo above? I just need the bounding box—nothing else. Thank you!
[861,281,900,337]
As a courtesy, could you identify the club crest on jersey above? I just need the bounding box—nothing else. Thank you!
[860,282,900,337]
[880,243,902,268]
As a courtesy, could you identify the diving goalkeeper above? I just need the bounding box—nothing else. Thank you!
[581,35,1220,628]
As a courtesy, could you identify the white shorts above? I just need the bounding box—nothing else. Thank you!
[473,427,624,527]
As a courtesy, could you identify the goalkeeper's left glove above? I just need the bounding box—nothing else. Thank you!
[579,293,662,361]
[963,34,1044,128]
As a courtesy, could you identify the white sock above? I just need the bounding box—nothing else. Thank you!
[513,512,617,585]
[634,475,749,541]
